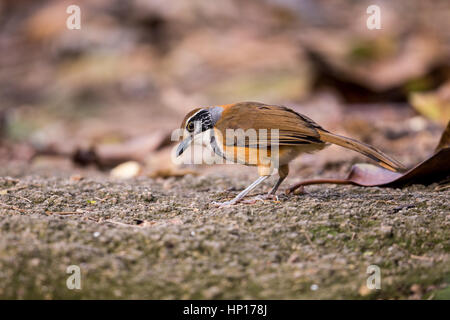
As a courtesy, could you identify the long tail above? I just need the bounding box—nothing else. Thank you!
[318,130,406,172]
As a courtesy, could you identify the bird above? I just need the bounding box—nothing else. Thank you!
[176,102,405,206]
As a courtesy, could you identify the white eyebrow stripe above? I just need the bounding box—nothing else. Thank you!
[185,109,205,126]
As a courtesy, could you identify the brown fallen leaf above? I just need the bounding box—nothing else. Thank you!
[70,131,172,169]
[24,1,69,42]
[410,83,450,126]
[145,146,198,178]
[287,122,450,193]
[435,120,450,152]
[302,32,447,103]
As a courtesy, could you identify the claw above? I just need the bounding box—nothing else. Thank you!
[240,197,263,204]
[241,194,279,204]
[211,200,238,208]
[212,192,281,208]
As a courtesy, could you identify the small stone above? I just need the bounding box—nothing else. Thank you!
[110,161,142,179]
[380,225,393,237]
[144,192,155,202]
[359,285,371,296]
[287,253,300,264]
[70,174,84,182]
[410,284,421,293]
[29,258,40,267]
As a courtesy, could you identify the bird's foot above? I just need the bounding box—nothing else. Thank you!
[212,194,281,208]
[241,193,279,204]
[211,200,239,208]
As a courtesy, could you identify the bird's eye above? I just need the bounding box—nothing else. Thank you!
[187,122,195,132]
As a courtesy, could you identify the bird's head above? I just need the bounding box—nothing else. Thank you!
[176,106,223,157]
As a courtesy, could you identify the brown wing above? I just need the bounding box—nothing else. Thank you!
[214,102,325,147]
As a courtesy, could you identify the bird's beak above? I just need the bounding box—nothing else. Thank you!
[176,136,192,157]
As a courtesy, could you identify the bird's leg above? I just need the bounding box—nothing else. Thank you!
[213,175,269,207]
[268,164,289,196]
[268,177,286,197]
[242,165,290,203]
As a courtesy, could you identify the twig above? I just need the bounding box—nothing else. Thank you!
[2,185,28,193]
[0,202,27,213]
[45,211,83,215]
[16,195,32,203]
[104,219,140,228]
[94,196,110,202]
[410,254,434,262]
[435,184,450,191]
[302,230,315,248]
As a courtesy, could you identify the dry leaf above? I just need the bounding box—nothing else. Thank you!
[24,1,69,41]
[303,32,445,102]
[71,131,172,169]
[145,146,198,178]
[410,83,450,126]
[435,120,450,152]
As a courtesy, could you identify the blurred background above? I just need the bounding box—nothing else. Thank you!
[1,0,449,179]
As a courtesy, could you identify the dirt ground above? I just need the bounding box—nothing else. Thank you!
[0,164,448,299]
